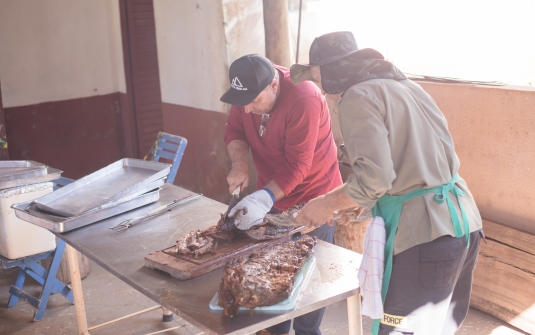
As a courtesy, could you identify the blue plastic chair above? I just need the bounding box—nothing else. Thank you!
[0,177,77,320]
[145,132,187,184]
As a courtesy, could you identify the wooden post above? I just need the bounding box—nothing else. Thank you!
[0,79,9,159]
[347,294,363,335]
[66,244,90,335]
[263,0,292,68]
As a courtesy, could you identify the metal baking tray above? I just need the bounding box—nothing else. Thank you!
[80,178,165,216]
[12,189,160,233]
[33,158,170,217]
[0,160,48,182]
[0,167,62,190]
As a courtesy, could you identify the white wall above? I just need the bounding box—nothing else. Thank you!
[154,0,266,113]
[222,0,265,64]
[154,0,229,113]
[0,0,126,108]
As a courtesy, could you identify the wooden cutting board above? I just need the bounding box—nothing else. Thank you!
[144,228,304,280]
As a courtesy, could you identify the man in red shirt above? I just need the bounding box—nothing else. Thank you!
[220,54,342,335]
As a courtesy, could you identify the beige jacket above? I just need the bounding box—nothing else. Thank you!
[338,78,482,254]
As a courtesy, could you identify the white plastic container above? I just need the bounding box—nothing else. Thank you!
[0,183,56,259]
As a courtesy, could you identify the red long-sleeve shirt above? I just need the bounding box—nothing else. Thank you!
[224,66,342,210]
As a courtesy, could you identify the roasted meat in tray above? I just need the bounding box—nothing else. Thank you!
[173,203,305,258]
[217,236,317,317]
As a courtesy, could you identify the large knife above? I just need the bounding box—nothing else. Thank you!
[265,212,301,227]
[265,207,365,227]
[223,186,241,221]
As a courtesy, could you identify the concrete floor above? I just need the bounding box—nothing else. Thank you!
[0,260,529,335]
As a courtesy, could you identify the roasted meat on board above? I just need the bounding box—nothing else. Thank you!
[173,203,305,257]
[173,212,235,257]
[217,236,317,317]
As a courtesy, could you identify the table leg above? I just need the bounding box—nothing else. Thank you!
[347,294,363,335]
[66,244,90,335]
[162,307,173,322]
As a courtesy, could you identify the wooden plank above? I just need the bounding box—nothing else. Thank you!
[471,219,535,334]
[481,219,535,255]
[145,229,303,281]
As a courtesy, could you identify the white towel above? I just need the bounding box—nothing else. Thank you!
[357,216,386,319]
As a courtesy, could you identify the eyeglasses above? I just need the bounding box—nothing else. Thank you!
[259,113,270,138]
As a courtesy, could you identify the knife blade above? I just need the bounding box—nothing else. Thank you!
[223,186,241,221]
[265,213,302,227]
[266,209,361,227]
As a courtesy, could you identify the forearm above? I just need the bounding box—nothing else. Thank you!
[295,183,361,228]
[226,140,250,193]
[263,180,286,201]
[321,184,360,213]
[227,140,249,166]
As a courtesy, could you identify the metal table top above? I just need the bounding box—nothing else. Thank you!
[56,184,362,335]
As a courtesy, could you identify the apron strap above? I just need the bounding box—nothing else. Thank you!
[432,174,470,247]
[370,173,470,335]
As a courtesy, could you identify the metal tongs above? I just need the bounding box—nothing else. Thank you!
[110,193,202,233]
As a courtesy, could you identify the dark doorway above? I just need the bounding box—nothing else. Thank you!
[119,0,164,158]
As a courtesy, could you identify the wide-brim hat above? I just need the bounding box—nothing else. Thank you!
[290,31,383,85]
[320,49,399,94]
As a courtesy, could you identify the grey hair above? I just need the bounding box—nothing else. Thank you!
[264,70,279,91]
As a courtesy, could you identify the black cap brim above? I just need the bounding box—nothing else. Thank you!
[220,88,261,106]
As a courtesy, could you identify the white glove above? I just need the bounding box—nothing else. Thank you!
[228,189,274,230]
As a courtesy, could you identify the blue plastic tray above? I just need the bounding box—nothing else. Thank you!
[209,256,316,312]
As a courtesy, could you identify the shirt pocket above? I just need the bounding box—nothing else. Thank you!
[418,236,463,289]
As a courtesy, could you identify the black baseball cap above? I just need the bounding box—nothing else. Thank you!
[220,54,276,106]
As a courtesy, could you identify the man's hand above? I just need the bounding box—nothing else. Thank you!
[228,189,274,230]
[331,206,366,226]
[295,186,361,228]
[227,162,249,194]
[295,195,336,228]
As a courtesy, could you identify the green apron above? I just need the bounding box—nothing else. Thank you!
[370,173,470,335]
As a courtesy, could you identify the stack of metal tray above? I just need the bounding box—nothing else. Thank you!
[12,158,170,232]
[0,161,62,190]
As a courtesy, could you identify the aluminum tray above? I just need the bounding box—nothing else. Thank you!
[12,189,160,233]
[0,167,62,190]
[34,158,170,217]
[0,160,48,182]
[80,178,165,216]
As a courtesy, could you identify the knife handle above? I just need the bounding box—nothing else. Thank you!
[148,205,168,216]
[232,186,241,198]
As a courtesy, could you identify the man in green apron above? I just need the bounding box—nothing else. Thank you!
[290,31,483,335]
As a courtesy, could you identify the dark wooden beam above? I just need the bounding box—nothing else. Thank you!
[0,79,8,159]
